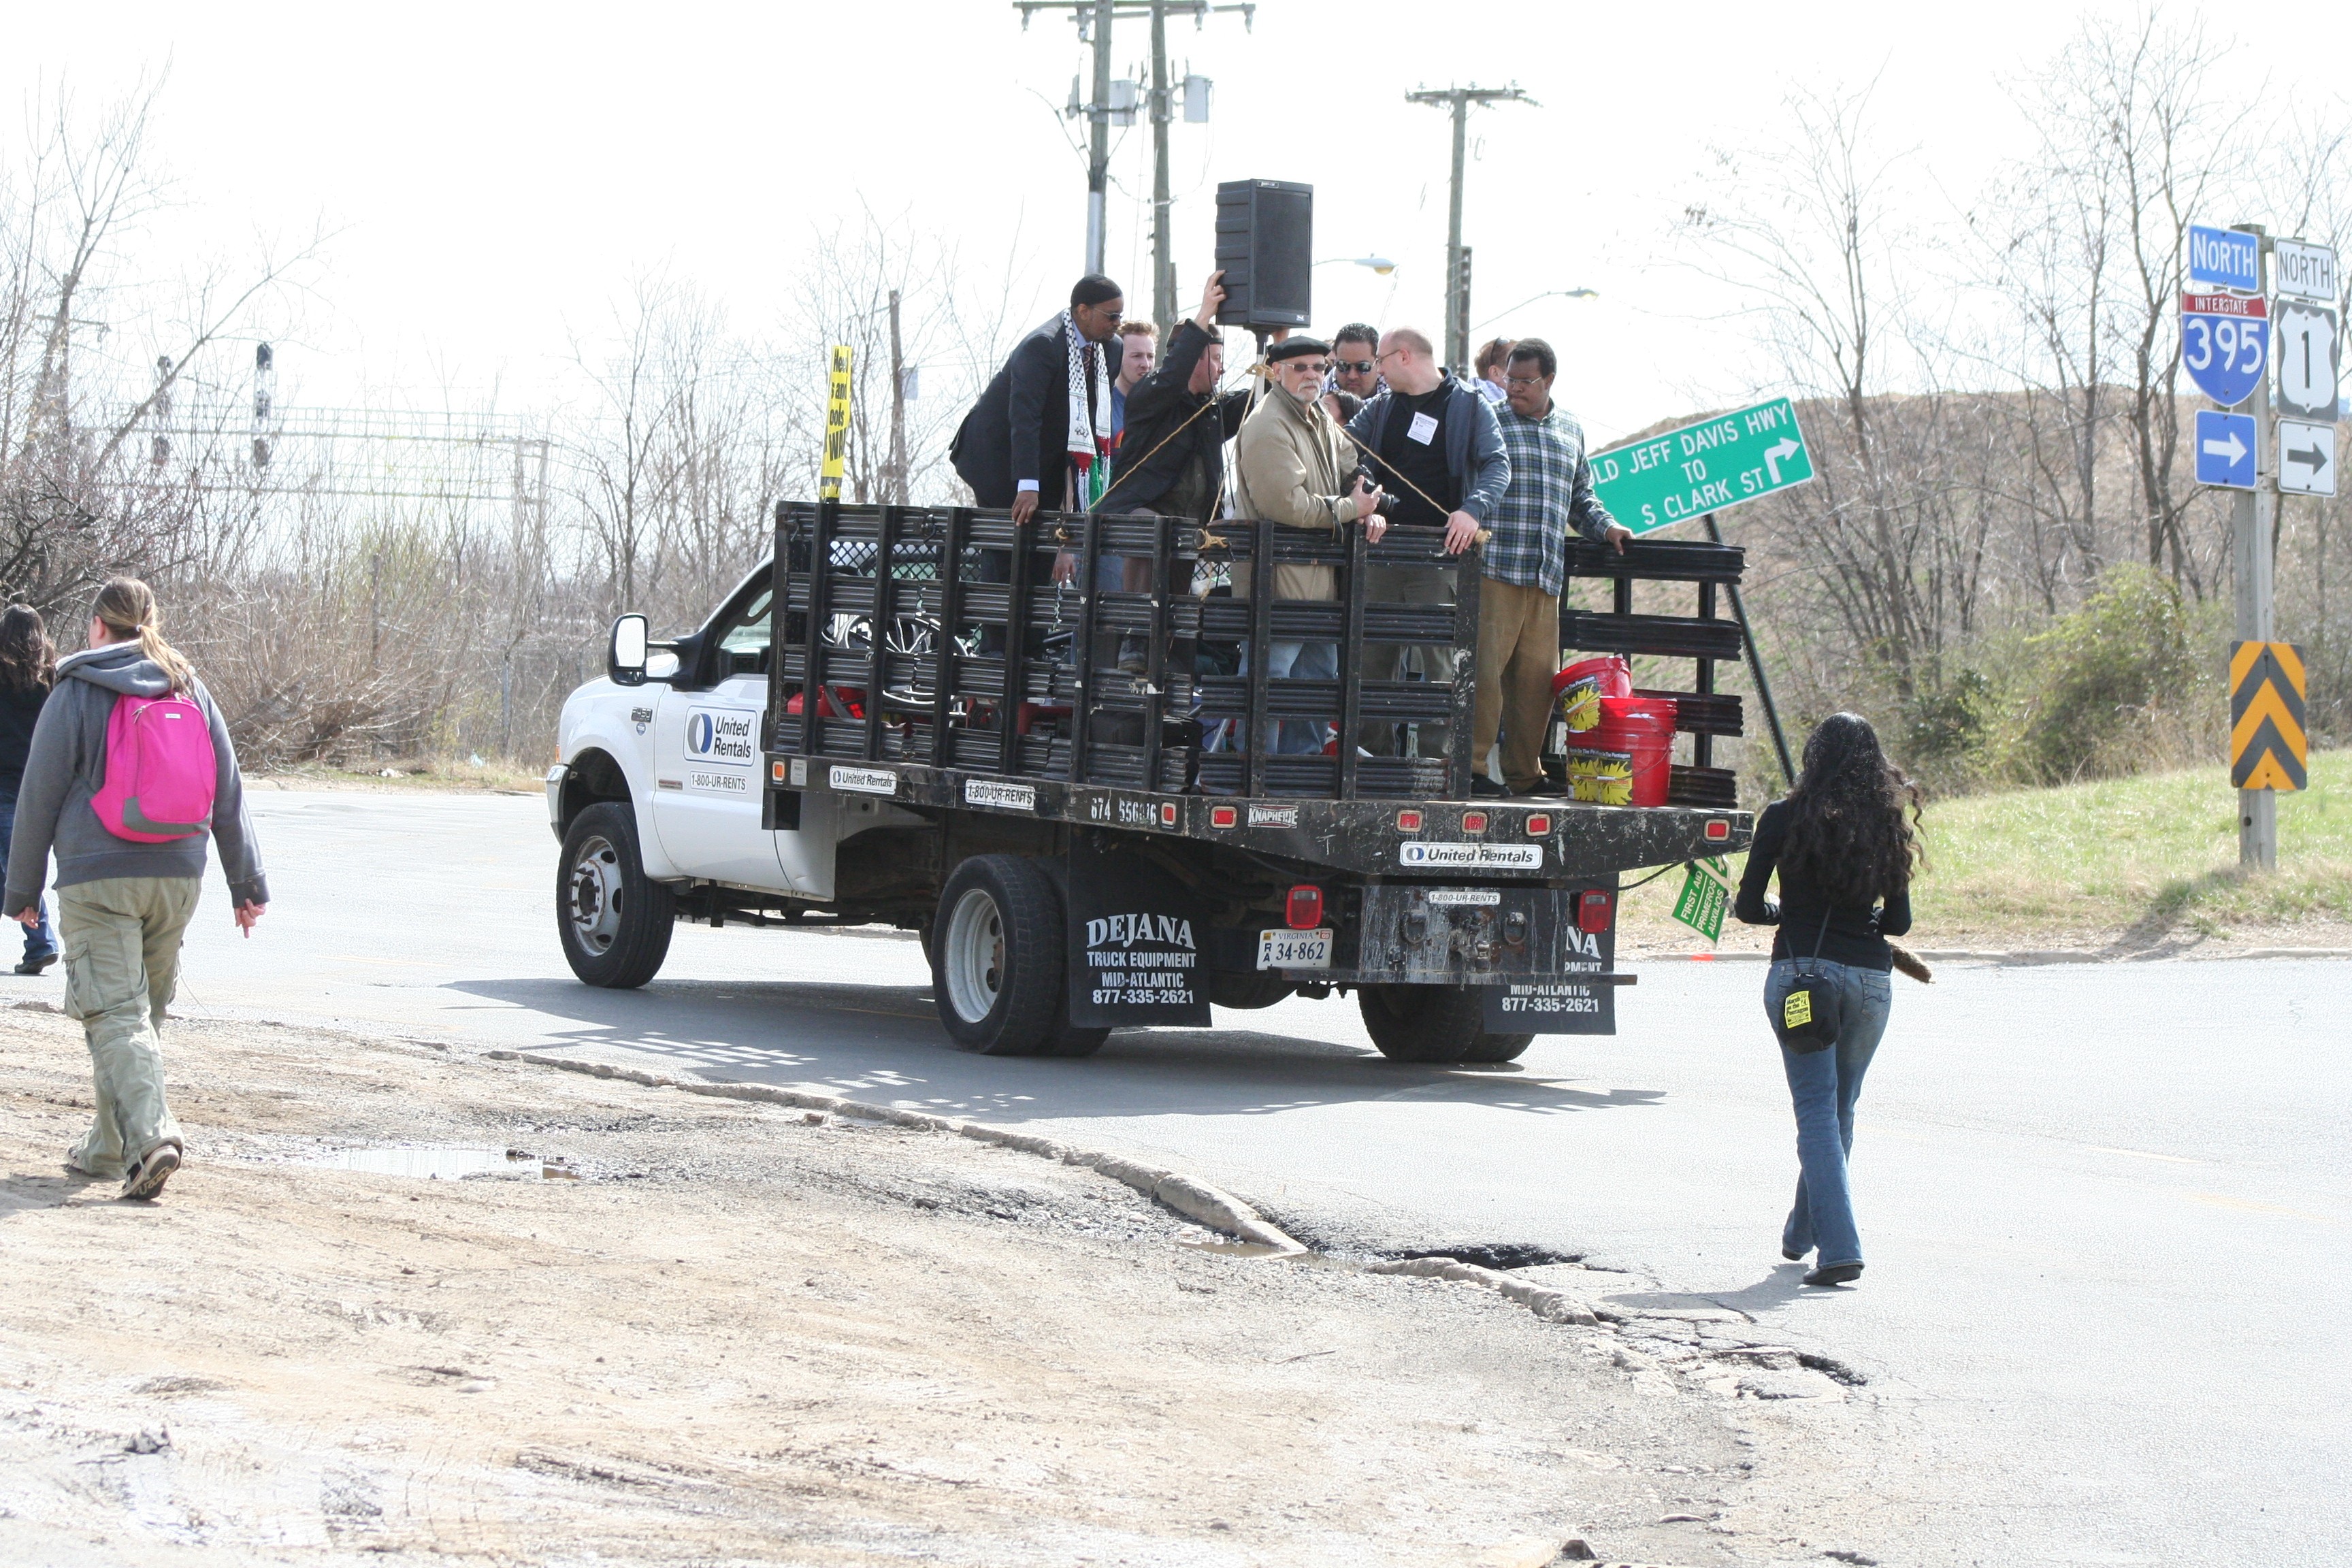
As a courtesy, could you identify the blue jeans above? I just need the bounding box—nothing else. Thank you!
[1764,958,1893,1269]
[0,793,56,964]
[1259,638,1337,755]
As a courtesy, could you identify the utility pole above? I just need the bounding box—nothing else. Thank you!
[887,289,909,505]
[2231,221,2278,870]
[1149,3,1174,333]
[1406,83,1533,372]
[1015,2,1254,295]
[1085,0,1113,274]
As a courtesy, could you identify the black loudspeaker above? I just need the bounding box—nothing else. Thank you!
[1214,178,1313,330]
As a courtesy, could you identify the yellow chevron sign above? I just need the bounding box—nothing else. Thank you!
[2230,641,2307,791]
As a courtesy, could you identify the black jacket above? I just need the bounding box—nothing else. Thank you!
[1098,319,1250,519]
[0,681,46,792]
[1733,800,1913,970]
[951,314,1103,508]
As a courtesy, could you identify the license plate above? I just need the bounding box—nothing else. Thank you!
[1257,928,1333,970]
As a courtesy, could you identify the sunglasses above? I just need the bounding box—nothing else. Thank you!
[1288,361,1331,375]
[1332,359,1376,374]
[1503,372,1546,387]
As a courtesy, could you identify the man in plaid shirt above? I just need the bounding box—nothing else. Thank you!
[1475,338,1632,795]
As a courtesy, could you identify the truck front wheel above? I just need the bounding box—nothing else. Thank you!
[558,802,676,989]
[932,855,1075,1056]
[1358,985,1534,1065]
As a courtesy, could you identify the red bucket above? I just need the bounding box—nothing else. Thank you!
[1552,655,1632,734]
[1565,695,1678,807]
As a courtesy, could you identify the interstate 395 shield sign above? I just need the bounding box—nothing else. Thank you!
[2181,292,2269,408]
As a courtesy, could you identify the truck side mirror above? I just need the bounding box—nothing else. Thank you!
[608,613,650,687]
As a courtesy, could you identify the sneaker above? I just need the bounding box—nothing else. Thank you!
[121,1144,181,1201]
[15,950,58,976]
[1115,636,1147,675]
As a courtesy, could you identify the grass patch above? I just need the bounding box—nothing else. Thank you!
[1622,751,2352,951]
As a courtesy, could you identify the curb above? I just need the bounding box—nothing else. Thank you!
[482,1049,1305,1253]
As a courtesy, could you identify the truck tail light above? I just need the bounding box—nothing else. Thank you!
[1286,885,1324,930]
[1705,818,1731,841]
[1576,890,1614,934]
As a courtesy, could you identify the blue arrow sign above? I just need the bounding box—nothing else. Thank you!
[2188,225,2260,293]
[2195,409,2256,490]
[2181,292,2269,408]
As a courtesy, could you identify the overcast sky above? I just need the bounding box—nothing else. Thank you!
[10,0,2349,445]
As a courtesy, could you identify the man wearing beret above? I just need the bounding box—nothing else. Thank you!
[1229,335,1386,755]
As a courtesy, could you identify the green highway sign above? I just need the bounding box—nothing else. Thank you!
[1590,396,1814,535]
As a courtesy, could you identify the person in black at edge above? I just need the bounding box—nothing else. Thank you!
[1092,270,1252,671]
[0,604,59,975]
[950,273,1126,522]
[1733,713,1921,1288]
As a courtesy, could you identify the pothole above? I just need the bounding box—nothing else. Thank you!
[1386,1243,1583,1271]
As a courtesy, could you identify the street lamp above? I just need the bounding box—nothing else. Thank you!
[1471,287,1597,334]
[1314,256,1399,275]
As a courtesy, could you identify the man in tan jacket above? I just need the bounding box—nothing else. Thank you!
[1229,336,1385,754]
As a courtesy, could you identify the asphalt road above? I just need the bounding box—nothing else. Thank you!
[19,789,2345,1566]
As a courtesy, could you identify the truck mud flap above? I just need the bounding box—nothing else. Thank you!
[1064,832,1211,1029]
[1482,979,1614,1036]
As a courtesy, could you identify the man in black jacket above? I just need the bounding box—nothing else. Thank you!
[1084,272,1249,669]
[1098,272,1247,524]
[951,274,1126,523]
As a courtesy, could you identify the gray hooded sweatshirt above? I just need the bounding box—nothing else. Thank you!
[2,644,267,917]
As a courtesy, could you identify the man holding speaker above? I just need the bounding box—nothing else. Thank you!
[1230,336,1387,755]
[1475,338,1631,796]
[1343,327,1510,758]
[950,274,1127,522]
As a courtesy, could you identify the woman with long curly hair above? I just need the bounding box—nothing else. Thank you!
[0,604,61,974]
[1733,712,1922,1287]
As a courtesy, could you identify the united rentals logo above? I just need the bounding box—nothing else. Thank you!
[829,765,898,796]
[1398,842,1544,870]
[687,708,757,764]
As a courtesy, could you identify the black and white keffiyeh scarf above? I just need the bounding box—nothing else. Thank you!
[1061,310,1112,508]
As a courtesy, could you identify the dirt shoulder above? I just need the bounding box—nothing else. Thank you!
[0,1004,1901,1567]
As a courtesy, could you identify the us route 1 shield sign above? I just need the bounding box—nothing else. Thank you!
[2195,409,2256,490]
[2278,419,2337,497]
[1590,397,1814,535]
[2181,292,2269,408]
[2274,300,2340,423]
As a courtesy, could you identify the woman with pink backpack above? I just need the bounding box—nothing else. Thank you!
[2,577,267,1202]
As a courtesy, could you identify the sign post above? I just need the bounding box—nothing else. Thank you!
[2224,225,2278,869]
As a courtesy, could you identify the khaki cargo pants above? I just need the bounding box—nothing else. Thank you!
[59,877,199,1180]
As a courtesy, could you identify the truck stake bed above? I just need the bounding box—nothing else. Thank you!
[551,496,1757,1064]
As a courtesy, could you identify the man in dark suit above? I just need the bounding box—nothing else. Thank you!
[951,274,1126,523]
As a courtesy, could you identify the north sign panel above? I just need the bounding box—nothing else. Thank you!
[2187,225,2261,293]
[2272,239,2338,305]
[2180,292,2269,407]
[1590,397,1814,535]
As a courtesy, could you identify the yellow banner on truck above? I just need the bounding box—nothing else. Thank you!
[820,345,853,501]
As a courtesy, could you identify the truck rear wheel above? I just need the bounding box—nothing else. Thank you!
[558,802,676,989]
[1358,984,1534,1065]
[932,855,1073,1056]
